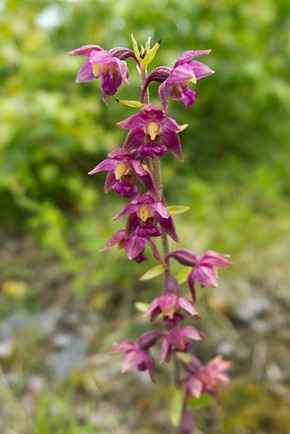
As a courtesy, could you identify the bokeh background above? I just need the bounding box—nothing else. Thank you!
[1,0,290,433]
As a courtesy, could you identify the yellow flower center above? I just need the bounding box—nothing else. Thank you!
[187,73,197,84]
[147,122,160,141]
[114,162,127,180]
[138,205,152,222]
[118,241,124,250]
[93,64,101,76]
[164,306,176,319]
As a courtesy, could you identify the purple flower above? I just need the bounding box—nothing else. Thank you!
[145,293,199,322]
[68,45,130,103]
[160,326,204,362]
[112,181,138,199]
[117,104,184,161]
[101,229,162,263]
[88,147,159,199]
[142,51,214,112]
[166,249,233,301]
[111,341,152,382]
[179,408,194,434]
[184,355,231,400]
[111,330,162,383]
[114,193,179,242]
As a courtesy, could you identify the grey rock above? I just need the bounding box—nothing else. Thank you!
[0,340,13,358]
[0,313,33,340]
[34,307,62,336]
[49,335,88,378]
[234,296,272,323]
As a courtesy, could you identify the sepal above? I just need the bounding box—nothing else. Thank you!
[131,34,161,67]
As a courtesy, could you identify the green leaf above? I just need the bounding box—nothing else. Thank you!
[139,264,165,281]
[131,33,140,60]
[188,394,215,410]
[166,205,191,215]
[170,388,184,427]
[176,352,191,363]
[131,34,160,66]
[176,266,191,284]
[135,301,150,313]
[116,99,146,108]
[142,39,161,66]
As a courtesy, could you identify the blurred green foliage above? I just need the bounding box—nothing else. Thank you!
[0,0,290,295]
[1,2,290,432]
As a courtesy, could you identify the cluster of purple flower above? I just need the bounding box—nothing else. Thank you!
[70,36,232,434]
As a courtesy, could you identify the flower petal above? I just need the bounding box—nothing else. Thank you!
[144,298,161,318]
[111,339,136,352]
[182,325,204,341]
[187,271,197,302]
[88,158,117,175]
[174,49,212,67]
[199,250,233,267]
[101,230,125,251]
[158,80,170,112]
[195,266,219,288]
[186,376,203,399]
[75,60,95,83]
[113,203,138,220]
[186,60,215,80]
[160,337,171,362]
[156,214,179,242]
[166,249,197,266]
[125,234,146,260]
[162,130,183,161]
[69,45,103,56]
[178,297,199,317]
[152,201,170,219]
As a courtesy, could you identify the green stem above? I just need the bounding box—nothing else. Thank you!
[140,65,149,105]
[140,65,171,275]
[140,61,180,426]
[152,156,171,276]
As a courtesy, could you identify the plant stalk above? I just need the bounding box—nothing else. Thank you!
[140,65,171,275]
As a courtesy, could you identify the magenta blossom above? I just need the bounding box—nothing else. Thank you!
[117,104,185,160]
[111,330,163,383]
[166,249,233,302]
[179,408,194,434]
[145,293,199,322]
[88,147,159,199]
[114,193,179,242]
[101,229,162,263]
[69,45,131,103]
[111,341,152,382]
[160,326,204,362]
[184,355,231,400]
[142,50,214,112]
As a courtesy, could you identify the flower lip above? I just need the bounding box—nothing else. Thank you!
[160,326,204,362]
[184,355,232,400]
[167,249,232,301]
[118,104,184,161]
[145,293,199,321]
[147,121,160,140]
[111,338,157,383]
[69,44,129,103]
[145,50,214,112]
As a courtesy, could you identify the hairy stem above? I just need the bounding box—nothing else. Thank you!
[152,156,171,275]
[140,65,149,105]
[140,65,171,274]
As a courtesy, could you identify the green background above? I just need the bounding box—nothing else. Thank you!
[0,0,290,432]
